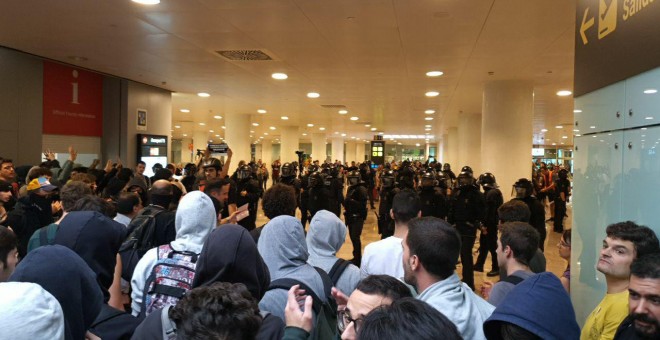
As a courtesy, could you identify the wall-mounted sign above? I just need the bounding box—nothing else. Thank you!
[137,109,147,131]
[137,134,168,176]
[370,140,386,165]
[43,61,103,136]
[575,0,660,96]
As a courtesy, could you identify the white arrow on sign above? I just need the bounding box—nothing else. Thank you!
[580,7,595,45]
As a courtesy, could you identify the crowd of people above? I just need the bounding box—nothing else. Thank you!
[0,145,658,340]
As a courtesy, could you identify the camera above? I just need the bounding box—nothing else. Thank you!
[295,150,304,156]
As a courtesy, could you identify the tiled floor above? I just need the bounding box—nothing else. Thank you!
[254,195,571,294]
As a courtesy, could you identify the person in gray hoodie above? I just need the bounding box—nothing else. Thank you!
[130,191,217,316]
[258,215,329,322]
[307,210,361,296]
[0,282,65,340]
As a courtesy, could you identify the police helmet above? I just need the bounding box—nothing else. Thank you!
[347,170,361,186]
[421,172,436,187]
[381,170,395,188]
[461,166,473,176]
[281,163,296,178]
[513,178,534,198]
[435,172,448,189]
[309,172,323,187]
[477,172,498,189]
[202,158,221,170]
[457,171,475,188]
[237,165,252,180]
[558,168,569,180]
[443,163,451,171]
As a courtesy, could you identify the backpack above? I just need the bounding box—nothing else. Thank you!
[119,207,164,281]
[268,267,338,340]
[328,259,351,287]
[140,244,199,317]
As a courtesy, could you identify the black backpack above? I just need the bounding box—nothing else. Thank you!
[119,206,164,281]
[328,259,351,287]
[268,267,338,340]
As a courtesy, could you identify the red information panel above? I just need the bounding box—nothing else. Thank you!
[43,61,103,136]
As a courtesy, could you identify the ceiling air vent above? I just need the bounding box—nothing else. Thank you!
[216,50,273,61]
[320,104,347,109]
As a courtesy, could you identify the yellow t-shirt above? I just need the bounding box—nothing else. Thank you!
[580,290,629,340]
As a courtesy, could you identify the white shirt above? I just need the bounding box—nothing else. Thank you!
[113,213,132,227]
[360,236,404,279]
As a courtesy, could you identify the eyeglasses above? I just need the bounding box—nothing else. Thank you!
[337,309,363,333]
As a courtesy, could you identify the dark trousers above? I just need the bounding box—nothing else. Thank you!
[475,226,499,271]
[347,217,364,262]
[554,198,566,232]
[457,223,477,290]
[368,186,375,208]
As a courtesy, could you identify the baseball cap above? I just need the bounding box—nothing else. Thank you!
[27,177,57,192]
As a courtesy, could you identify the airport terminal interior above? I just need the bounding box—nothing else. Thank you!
[1,0,659,339]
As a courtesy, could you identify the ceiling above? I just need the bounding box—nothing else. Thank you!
[0,0,577,147]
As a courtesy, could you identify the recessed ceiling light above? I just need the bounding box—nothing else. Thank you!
[378,132,384,135]
[425,117,434,121]
[556,90,572,96]
[425,91,440,97]
[197,92,210,97]
[132,0,160,5]
[555,125,563,129]
[257,109,267,114]
[180,109,190,113]
[341,133,347,137]
[425,110,435,114]
[575,134,582,137]
[281,116,289,120]
[562,136,568,139]
[252,123,259,126]
[215,134,220,137]
[264,132,269,135]
[425,128,431,131]
[397,142,402,145]
[573,109,582,113]
[272,73,288,80]
[351,136,356,139]
[174,125,181,129]
[425,125,432,128]
[338,110,348,114]
[307,123,314,127]
[199,122,206,126]
[574,129,580,132]
[590,126,596,129]
[213,115,222,119]
[319,127,326,131]
[182,133,187,137]
[552,142,557,145]
[307,92,320,98]
[365,124,371,127]
[350,117,359,121]
[643,89,658,94]
[334,132,339,134]
[209,129,214,133]
[221,126,226,129]
[541,129,548,132]
[302,133,307,136]
[645,116,654,120]
[269,126,276,130]
[415,143,421,146]
[426,71,444,77]
[371,128,377,131]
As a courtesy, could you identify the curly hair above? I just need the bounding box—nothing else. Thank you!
[262,183,296,219]
[169,282,262,340]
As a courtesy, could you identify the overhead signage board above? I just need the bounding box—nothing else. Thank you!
[370,140,385,165]
[208,143,228,156]
[574,0,660,96]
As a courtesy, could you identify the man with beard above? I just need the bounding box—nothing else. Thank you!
[615,253,660,340]
[582,222,659,340]
[402,217,494,340]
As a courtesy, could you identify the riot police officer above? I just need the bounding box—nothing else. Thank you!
[396,161,415,190]
[343,170,368,265]
[417,171,448,219]
[234,165,261,231]
[324,165,344,217]
[279,162,301,210]
[448,170,486,290]
[299,167,312,227]
[442,163,456,189]
[474,172,503,277]
[378,170,399,239]
[307,171,331,219]
[513,178,547,251]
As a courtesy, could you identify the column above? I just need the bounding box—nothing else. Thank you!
[331,137,345,163]
[446,127,458,169]
[180,137,193,164]
[311,133,327,162]
[224,112,251,164]
[280,126,299,163]
[437,139,444,163]
[424,143,430,160]
[254,144,263,163]
[345,141,357,164]
[481,80,533,196]
[458,113,482,173]
[441,134,449,164]
[356,142,366,162]
[261,140,273,170]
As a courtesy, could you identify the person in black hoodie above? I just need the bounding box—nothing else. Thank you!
[132,224,284,340]
[9,245,104,340]
[54,211,140,340]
